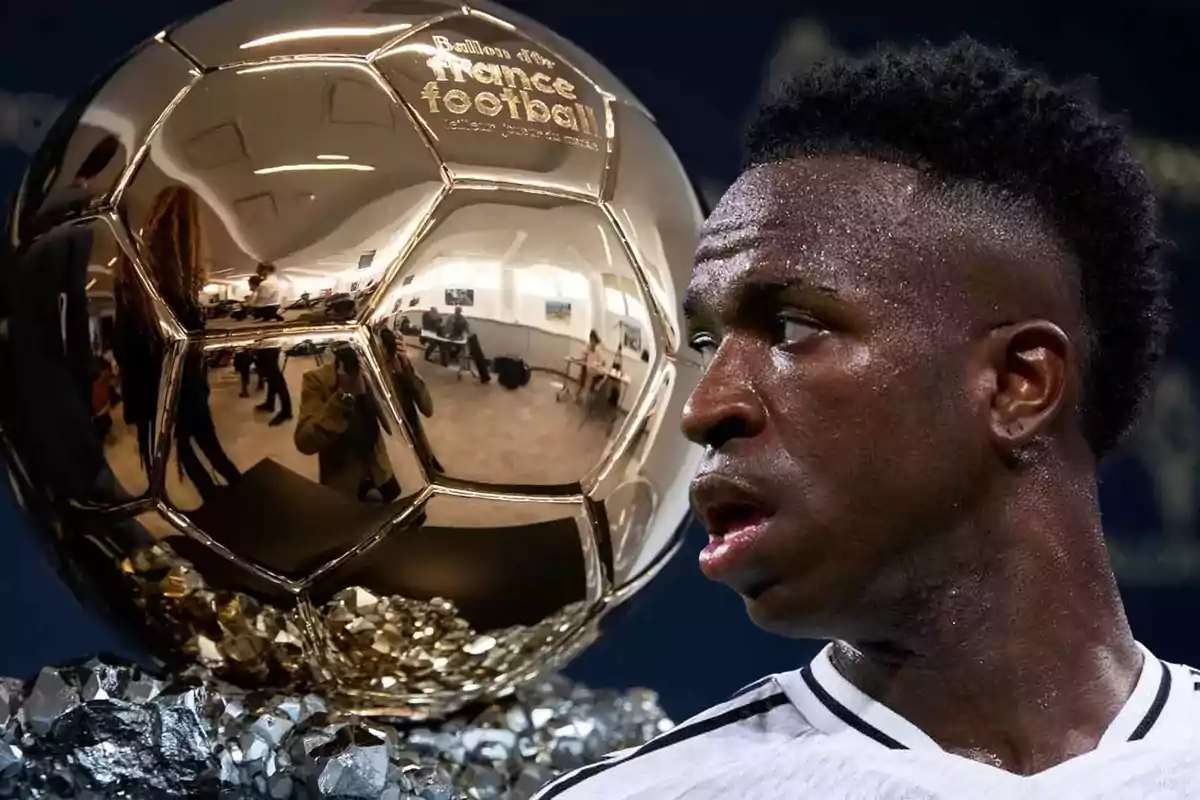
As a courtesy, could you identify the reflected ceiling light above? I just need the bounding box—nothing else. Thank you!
[317,154,350,161]
[240,24,411,50]
[236,61,370,75]
[377,42,464,64]
[107,257,118,267]
[85,279,97,291]
[254,163,375,175]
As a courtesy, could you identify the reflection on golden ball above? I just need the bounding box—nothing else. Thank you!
[1,0,702,716]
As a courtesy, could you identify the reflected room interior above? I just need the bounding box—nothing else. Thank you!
[80,184,660,639]
[0,8,701,708]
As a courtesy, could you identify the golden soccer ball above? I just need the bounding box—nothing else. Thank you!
[1,0,702,717]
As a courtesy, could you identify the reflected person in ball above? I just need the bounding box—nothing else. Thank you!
[0,0,702,717]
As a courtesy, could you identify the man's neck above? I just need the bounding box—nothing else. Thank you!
[832,474,1142,775]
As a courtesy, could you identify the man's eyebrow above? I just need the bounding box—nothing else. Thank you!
[694,232,755,265]
[683,278,842,322]
[682,287,704,321]
[738,278,841,305]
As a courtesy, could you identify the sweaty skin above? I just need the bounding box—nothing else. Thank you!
[681,155,1142,775]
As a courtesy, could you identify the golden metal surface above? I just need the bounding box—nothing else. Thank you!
[1,0,702,716]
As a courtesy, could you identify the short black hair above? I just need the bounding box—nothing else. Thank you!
[335,346,360,375]
[379,327,398,357]
[745,36,1168,458]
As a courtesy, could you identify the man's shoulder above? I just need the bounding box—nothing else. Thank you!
[530,675,805,800]
[302,363,336,389]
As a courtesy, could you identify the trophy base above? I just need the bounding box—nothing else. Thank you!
[0,657,672,799]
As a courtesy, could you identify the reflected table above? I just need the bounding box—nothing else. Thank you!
[556,357,632,433]
[420,329,473,379]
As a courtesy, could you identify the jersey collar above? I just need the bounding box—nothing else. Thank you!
[776,641,1170,752]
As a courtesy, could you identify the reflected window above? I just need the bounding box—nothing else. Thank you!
[602,274,653,354]
[513,265,589,298]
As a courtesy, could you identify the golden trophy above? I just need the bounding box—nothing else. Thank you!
[0,0,703,796]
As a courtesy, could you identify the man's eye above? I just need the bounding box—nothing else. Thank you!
[688,333,718,364]
[777,314,824,347]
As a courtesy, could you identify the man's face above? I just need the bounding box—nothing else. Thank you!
[682,156,997,640]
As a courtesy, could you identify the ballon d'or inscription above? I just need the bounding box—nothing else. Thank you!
[420,34,603,150]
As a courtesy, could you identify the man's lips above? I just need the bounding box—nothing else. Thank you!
[690,473,778,582]
[698,509,774,580]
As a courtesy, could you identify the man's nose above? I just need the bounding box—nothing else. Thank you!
[680,345,766,450]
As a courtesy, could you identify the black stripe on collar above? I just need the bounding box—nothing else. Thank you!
[1127,660,1172,742]
[800,665,907,750]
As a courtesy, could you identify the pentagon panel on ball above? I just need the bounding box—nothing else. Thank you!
[0,0,703,719]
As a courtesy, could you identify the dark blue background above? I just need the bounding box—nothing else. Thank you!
[1,0,1198,719]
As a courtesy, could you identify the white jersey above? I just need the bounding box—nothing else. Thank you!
[534,642,1200,799]
[251,274,282,307]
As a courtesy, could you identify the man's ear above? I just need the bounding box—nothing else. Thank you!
[981,320,1074,449]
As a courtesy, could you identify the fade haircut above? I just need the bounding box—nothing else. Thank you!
[745,36,1168,458]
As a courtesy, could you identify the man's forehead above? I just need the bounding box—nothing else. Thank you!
[702,157,922,243]
[692,158,927,293]
[688,156,1081,337]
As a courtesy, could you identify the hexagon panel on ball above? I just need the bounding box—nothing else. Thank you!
[0,0,703,717]
[370,185,666,489]
[161,332,428,552]
[117,58,445,334]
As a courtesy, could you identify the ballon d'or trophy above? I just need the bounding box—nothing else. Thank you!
[0,0,704,796]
